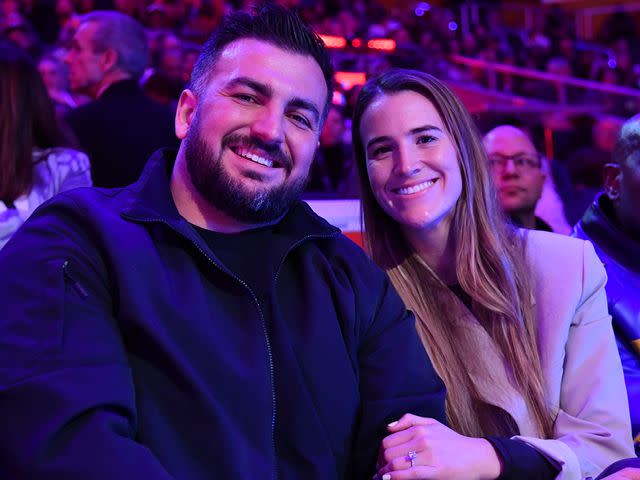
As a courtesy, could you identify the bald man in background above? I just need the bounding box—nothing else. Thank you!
[483,125,552,231]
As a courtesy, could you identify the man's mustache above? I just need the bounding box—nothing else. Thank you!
[222,133,292,171]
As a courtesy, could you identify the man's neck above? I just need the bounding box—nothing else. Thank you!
[509,210,537,230]
[170,149,280,233]
[93,71,132,99]
[612,203,640,241]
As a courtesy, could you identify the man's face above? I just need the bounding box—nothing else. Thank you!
[320,107,344,146]
[178,38,327,224]
[484,128,545,216]
[64,22,105,96]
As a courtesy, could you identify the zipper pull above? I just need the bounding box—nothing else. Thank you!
[62,260,89,299]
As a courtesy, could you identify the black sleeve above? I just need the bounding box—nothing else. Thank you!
[486,436,559,480]
[353,265,447,479]
[0,197,174,479]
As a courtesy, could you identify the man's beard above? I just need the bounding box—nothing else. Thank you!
[184,116,309,225]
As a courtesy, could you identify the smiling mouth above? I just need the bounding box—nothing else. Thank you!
[230,146,281,169]
[393,179,438,195]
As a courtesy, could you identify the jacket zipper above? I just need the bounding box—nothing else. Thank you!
[129,218,280,479]
[62,260,89,299]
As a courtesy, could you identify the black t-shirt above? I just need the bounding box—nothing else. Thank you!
[192,221,300,307]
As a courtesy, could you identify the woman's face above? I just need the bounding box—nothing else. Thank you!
[360,90,463,234]
[38,59,65,92]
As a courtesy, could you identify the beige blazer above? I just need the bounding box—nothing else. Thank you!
[460,230,634,479]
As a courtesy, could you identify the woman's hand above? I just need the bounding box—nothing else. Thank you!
[376,413,502,480]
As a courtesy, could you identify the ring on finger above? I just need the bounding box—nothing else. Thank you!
[407,450,417,468]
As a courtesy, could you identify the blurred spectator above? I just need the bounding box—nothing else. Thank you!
[2,14,42,57]
[113,0,143,20]
[37,52,81,116]
[180,0,223,44]
[181,42,200,84]
[573,114,640,455]
[63,11,178,187]
[306,105,356,196]
[0,41,91,249]
[565,115,623,224]
[483,125,551,231]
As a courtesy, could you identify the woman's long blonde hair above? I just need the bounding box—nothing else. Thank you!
[351,69,553,438]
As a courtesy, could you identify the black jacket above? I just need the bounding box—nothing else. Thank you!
[573,193,640,454]
[0,149,447,479]
[64,79,179,188]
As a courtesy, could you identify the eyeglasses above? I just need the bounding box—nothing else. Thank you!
[487,153,542,172]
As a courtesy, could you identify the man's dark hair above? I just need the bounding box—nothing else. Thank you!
[190,3,334,120]
[613,114,640,167]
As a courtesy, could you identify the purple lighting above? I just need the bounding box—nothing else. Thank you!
[414,2,430,17]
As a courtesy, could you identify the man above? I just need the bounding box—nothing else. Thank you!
[306,104,357,196]
[0,6,446,479]
[64,11,179,187]
[483,125,552,231]
[565,115,624,224]
[573,114,640,455]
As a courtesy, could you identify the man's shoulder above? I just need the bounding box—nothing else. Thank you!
[290,202,384,276]
[33,183,132,225]
[63,100,101,125]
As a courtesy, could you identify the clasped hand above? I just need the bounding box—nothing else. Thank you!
[374,413,502,480]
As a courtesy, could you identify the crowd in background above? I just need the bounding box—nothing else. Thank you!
[2,0,639,210]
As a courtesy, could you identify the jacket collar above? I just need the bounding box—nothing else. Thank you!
[580,192,640,271]
[120,149,340,243]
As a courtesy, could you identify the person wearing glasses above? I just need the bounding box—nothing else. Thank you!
[483,125,552,232]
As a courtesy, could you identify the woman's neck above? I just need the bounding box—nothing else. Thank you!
[404,220,457,285]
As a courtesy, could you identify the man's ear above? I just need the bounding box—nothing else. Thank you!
[175,89,197,139]
[603,163,622,201]
[101,48,118,73]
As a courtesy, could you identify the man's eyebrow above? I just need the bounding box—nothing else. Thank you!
[366,125,442,150]
[226,77,321,125]
[288,98,320,124]
[226,77,272,98]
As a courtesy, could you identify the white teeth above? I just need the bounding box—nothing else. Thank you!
[396,180,435,195]
[236,149,273,168]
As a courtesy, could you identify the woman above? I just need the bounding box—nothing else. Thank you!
[1,41,91,249]
[351,69,635,479]
[37,53,80,117]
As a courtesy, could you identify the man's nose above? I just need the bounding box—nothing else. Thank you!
[250,107,285,145]
[501,157,519,176]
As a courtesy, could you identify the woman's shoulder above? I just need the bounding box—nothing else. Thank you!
[522,229,587,252]
[522,229,604,296]
[522,229,596,264]
[32,148,91,193]
[34,147,90,171]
